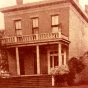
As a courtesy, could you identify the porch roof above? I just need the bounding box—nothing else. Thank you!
[2,38,70,48]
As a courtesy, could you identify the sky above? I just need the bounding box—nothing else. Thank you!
[0,0,88,29]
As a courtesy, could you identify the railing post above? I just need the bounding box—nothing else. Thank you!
[59,30,61,38]
[36,34,38,40]
[14,36,17,42]
[1,39,4,45]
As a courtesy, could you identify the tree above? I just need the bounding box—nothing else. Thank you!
[0,30,9,73]
[67,57,85,85]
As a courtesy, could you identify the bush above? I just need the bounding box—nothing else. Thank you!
[50,65,69,75]
[0,50,9,72]
[0,30,9,73]
[50,65,69,86]
[67,57,85,86]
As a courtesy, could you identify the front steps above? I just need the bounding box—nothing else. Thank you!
[0,75,52,88]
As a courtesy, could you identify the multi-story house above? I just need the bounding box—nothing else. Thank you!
[0,0,88,86]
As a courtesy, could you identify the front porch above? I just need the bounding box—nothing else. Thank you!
[0,32,70,87]
[7,43,69,76]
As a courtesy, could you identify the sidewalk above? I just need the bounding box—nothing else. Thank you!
[46,85,88,88]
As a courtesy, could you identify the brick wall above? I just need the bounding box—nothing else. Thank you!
[8,48,17,76]
[40,46,48,74]
[4,3,69,37]
[24,51,34,75]
[69,5,88,59]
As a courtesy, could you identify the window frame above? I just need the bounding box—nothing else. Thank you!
[15,20,22,36]
[51,15,59,33]
[49,50,58,68]
[32,17,39,34]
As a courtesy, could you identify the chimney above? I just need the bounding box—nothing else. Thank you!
[16,0,23,5]
[85,5,88,15]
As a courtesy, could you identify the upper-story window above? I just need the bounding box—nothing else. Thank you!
[51,15,59,33]
[32,18,39,34]
[15,20,22,36]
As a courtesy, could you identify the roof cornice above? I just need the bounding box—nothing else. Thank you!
[69,0,88,22]
[0,0,68,12]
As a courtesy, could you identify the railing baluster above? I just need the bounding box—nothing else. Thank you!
[1,32,68,45]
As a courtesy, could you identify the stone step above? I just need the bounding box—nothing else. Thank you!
[0,75,52,88]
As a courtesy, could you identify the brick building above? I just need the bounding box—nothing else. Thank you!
[0,0,88,82]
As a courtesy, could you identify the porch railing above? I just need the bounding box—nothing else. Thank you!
[1,32,68,45]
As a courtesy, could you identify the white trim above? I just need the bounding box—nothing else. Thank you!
[48,50,58,74]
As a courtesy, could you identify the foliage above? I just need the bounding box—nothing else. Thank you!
[0,30,9,73]
[67,57,85,86]
[54,74,68,86]
[0,50,9,72]
[50,65,69,75]
[68,57,85,73]
[50,65,69,86]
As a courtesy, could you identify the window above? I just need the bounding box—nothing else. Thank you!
[50,51,58,68]
[52,15,58,25]
[32,18,39,34]
[61,49,66,65]
[15,20,22,36]
[51,15,59,33]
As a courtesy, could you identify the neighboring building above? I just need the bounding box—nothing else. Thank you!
[0,0,88,78]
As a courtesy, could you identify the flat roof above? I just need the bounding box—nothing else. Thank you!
[0,0,68,12]
[0,0,88,22]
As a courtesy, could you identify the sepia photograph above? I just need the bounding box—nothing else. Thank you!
[0,0,88,88]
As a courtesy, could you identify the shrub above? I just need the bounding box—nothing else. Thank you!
[0,50,9,72]
[50,65,69,75]
[0,30,9,73]
[50,65,69,86]
[67,57,85,86]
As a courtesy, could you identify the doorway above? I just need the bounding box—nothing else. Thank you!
[49,51,58,69]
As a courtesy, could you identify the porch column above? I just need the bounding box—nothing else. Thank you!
[58,43,62,66]
[36,45,40,74]
[16,47,20,75]
[47,50,50,74]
